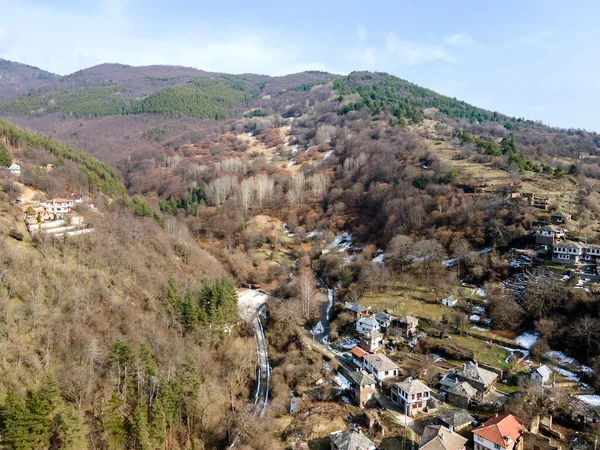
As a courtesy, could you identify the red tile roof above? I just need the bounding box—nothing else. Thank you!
[351,347,368,358]
[473,414,523,448]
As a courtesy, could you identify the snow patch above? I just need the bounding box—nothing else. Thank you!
[469,314,481,323]
[471,326,491,332]
[329,232,353,252]
[515,332,540,350]
[333,373,351,390]
[576,395,600,406]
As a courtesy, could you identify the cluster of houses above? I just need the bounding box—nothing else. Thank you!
[534,221,600,275]
[24,194,94,237]
[327,412,526,450]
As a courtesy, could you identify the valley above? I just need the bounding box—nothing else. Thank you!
[1,59,600,450]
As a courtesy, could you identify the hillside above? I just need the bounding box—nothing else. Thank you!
[3,60,600,449]
[0,122,282,449]
[0,59,58,102]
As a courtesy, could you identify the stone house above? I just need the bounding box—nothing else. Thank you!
[391,377,432,416]
[362,353,399,384]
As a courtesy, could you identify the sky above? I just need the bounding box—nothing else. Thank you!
[1,0,600,130]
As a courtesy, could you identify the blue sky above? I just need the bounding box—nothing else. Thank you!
[1,0,599,130]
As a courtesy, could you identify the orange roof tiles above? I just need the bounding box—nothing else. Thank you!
[351,347,368,358]
[473,413,523,448]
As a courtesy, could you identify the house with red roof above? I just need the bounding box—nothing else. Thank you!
[473,413,524,450]
[351,346,368,367]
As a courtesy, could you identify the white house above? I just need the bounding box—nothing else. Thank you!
[535,225,566,246]
[356,317,379,335]
[530,365,552,386]
[363,353,399,383]
[472,413,524,450]
[41,198,74,215]
[391,377,432,416]
[442,296,459,307]
[8,163,20,175]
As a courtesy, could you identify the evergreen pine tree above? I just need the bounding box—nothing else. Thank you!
[165,277,180,312]
[148,399,167,447]
[131,404,151,450]
[139,342,156,377]
[0,389,36,450]
[102,393,126,450]
[25,390,53,447]
[0,142,11,166]
[51,406,86,449]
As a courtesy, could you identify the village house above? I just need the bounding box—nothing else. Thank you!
[419,425,467,450]
[436,409,475,433]
[357,317,380,335]
[551,211,571,225]
[351,346,369,368]
[391,377,432,416]
[530,365,552,387]
[473,414,524,450]
[374,312,395,331]
[439,375,478,409]
[41,163,54,172]
[535,225,566,246]
[456,361,498,395]
[359,330,383,352]
[344,302,372,319]
[396,315,419,336]
[329,429,377,450]
[552,241,600,265]
[347,370,377,408]
[41,198,74,216]
[362,353,399,384]
[8,163,20,175]
[70,193,84,204]
[442,296,459,307]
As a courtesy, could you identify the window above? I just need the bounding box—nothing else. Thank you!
[412,394,415,400]
[417,393,422,400]
[494,444,501,450]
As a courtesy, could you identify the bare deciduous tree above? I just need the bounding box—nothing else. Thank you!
[295,268,318,322]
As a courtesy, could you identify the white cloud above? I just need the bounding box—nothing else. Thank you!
[345,26,455,71]
[444,32,475,47]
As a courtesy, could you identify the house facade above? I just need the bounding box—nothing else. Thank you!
[473,414,524,450]
[363,353,399,383]
[359,330,383,352]
[351,346,368,368]
[347,370,377,408]
[552,241,600,265]
[535,225,566,246]
[397,315,419,336]
[442,296,459,307]
[391,378,432,416]
[42,198,74,215]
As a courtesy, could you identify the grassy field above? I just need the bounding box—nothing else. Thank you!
[430,335,510,368]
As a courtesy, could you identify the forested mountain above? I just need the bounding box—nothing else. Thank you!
[3,59,600,449]
[0,59,58,102]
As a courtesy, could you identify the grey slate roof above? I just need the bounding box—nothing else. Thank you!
[419,425,467,450]
[363,353,399,372]
[458,362,498,387]
[330,429,377,450]
[395,378,431,395]
[436,409,475,429]
[345,302,370,313]
[347,370,377,387]
[439,374,478,399]
[358,317,379,328]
